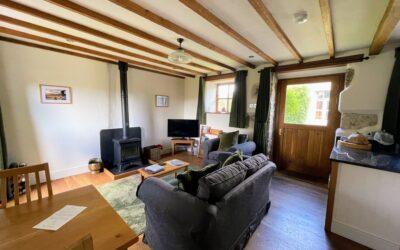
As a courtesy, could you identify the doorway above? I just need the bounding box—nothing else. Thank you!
[274,74,344,180]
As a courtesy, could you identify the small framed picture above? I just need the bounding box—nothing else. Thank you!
[40,84,72,104]
[155,95,169,107]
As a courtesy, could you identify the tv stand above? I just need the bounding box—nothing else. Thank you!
[171,137,190,140]
[171,138,194,156]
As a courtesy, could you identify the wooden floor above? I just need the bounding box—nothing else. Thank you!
[8,151,368,250]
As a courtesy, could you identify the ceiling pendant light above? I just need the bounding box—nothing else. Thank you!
[168,38,192,64]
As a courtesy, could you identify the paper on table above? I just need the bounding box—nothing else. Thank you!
[33,205,86,231]
[168,160,184,166]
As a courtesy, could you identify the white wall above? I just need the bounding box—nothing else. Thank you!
[339,45,398,130]
[332,163,400,249]
[183,76,199,119]
[0,42,109,179]
[108,64,185,147]
[0,41,185,180]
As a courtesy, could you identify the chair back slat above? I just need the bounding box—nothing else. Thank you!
[35,171,42,200]
[0,163,52,209]
[0,178,6,209]
[44,165,53,197]
[25,173,31,203]
[12,176,19,206]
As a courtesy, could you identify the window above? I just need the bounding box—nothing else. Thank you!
[283,82,331,126]
[216,83,235,113]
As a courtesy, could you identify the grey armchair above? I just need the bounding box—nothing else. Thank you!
[202,134,256,165]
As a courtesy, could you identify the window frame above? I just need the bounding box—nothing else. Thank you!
[215,82,235,113]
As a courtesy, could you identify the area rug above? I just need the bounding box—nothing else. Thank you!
[95,174,177,235]
[96,175,146,235]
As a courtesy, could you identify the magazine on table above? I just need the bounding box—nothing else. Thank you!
[167,160,185,166]
[144,164,165,174]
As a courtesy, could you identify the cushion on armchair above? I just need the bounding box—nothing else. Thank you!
[217,131,239,151]
[208,151,226,161]
[176,162,220,195]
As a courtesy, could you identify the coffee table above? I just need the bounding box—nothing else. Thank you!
[138,159,190,182]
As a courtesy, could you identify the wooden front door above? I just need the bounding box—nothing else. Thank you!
[275,74,344,179]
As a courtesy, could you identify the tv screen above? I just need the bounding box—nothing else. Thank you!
[168,119,199,138]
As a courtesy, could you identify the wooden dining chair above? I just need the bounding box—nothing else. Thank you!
[0,163,53,209]
[65,234,94,250]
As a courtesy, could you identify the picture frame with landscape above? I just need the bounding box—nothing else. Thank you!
[40,84,72,104]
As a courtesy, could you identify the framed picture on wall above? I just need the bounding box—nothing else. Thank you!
[40,84,72,104]
[155,95,169,107]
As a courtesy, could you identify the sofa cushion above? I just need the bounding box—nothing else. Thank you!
[197,161,247,203]
[242,153,269,177]
[176,162,220,195]
[221,150,243,167]
[218,131,239,151]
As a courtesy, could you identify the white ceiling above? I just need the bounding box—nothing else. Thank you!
[0,0,398,75]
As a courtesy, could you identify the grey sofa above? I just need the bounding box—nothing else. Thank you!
[137,156,276,250]
[202,134,256,165]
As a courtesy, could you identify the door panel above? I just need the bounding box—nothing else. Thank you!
[275,75,344,179]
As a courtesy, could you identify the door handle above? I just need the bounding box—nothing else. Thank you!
[279,128,283,136]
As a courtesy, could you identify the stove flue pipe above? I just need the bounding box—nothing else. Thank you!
[118,61,129,140]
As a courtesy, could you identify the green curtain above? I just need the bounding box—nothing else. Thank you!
[196,76,207,124]
[0,105,7,170]
[253,68,271,155]
[382,47,400,144]
[229,70,248,128]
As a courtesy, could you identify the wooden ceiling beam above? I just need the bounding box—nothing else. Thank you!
[319,0,335,58]
[127,64,185,79]
[0,27,195,78]
[176,0,274,66]
[0,36,186,79]
[0,14,205,75]
[271,54,366,73]
[369,0,400,55]
[205,73,235,82]
[109,0,254,68]
[248,0,302,62]
[44,0,239,71]
[0,1,226,72]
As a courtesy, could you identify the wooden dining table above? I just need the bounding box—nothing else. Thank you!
[0,185,138,250]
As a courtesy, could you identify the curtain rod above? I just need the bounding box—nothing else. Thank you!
[258,54,368,73]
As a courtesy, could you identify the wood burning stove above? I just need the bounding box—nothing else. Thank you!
[113,138,141,171]
[100,61,146,174]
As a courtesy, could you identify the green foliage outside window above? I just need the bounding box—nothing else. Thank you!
[284,86,310,124]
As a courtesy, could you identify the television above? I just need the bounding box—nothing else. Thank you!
[168,119,199,138]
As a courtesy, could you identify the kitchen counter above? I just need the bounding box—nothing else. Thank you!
[326,147,400,249]
[330,147,400,174]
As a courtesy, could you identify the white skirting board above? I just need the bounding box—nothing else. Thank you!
[25,165,88,185]
[332,220,400,250]
[50,165,89,181]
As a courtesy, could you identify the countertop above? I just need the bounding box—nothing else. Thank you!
[330,147,400,174]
